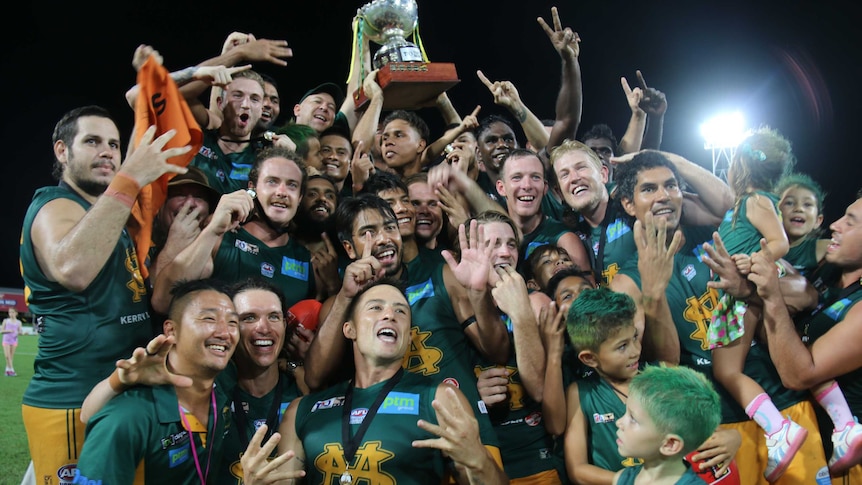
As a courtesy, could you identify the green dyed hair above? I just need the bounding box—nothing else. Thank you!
[774,172,826,216]
[629,365,721,455]
[566,287,636,353]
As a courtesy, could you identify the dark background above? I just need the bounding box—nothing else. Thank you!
[4,0,859,290]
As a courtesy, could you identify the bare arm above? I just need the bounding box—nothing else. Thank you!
[32,128,190,292]
[617,77,646,155]
[351,71,383,156]
[476,70,549,152]
[492,267,544,401]
[635,71,667,151]
[746,193,790,260]
[537,7,582,151]
[421,106,480,168]
[564,383,617,485]
[303,234,382,390]
[427,162,505,217]
[436,92,462,126]
[539,302,568,436]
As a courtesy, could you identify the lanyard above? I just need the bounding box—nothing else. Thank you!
[232,377,284,450]
[178,389,218,485]
[341,368,404,466]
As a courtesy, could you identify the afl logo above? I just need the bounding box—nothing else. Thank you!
[442,377,460,388]
[525,411,542,427]
[350,408,368,424]
[261,262,275,278]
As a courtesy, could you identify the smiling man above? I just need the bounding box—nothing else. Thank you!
[153,147,318,314]
[75,279,239,484]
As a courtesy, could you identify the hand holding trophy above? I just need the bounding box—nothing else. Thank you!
[352,0,460,110]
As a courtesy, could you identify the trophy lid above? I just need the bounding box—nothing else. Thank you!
[359,0,418,43]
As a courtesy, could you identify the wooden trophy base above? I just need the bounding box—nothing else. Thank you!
[353,62,460,111]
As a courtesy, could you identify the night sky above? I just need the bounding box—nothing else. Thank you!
[4,0,859,290]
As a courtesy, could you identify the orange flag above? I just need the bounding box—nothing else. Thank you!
[131,56,203,280]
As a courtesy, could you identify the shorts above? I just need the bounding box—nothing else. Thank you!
[22,405,86,485]
[720,399,831,485]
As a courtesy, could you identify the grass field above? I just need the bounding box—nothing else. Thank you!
[0,334,36,485]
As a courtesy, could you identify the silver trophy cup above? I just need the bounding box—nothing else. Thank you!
[359,0,424,69]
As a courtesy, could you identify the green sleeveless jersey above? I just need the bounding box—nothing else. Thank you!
[573,201,635,287]
[618,225,806,423]
[785,237,820,278]
[76,384,232,485]
[20,185,153,408]
[216,364,302,485]
[212,229,315,309]
[576,374,643,471]
[717,191,780,257]
[295,372,446,485]
[521,217,574,263]
[474,322,565,480]
[402,248,500,449]
[191,130,259,194]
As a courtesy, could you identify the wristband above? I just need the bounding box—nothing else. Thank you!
[104,172,141,208]
[775,261,787,278]
[108,370,127,393]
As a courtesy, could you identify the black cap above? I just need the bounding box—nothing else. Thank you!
[299,82,345,107]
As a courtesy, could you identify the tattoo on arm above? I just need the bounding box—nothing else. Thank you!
[171,66,199,85]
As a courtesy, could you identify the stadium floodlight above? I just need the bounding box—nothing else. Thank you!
[701,112,745,181]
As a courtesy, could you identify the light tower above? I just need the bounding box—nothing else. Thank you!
[700,112,745,182]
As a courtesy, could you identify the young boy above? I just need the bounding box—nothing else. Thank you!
[614,365,721,484]
[555,287,740,485]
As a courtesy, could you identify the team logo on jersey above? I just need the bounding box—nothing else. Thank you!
[380,392,419,415]
[315,441,396,485]
[261,262,275,278]
[312,396,346,412]
[216,169,226,183]
[593,412,615,423]
[402,326,443,376]
[124,247,147,303]
[281,257,309,281]
[350,408,368,424]
[235,239,259,255]
[682,264,696,281]
[524,411,542,427]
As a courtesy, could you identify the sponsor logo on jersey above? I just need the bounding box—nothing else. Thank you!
[593,412,615,423]
[161,430,190,449]
[235,239,259,255]
[229,164,252,181]
[406,278,434,305]
[168,443,191,467]
[312,396,346,412]
[281,257,309,281]
[380,392,419,415]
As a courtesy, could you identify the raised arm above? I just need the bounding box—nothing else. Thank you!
[476,70,549,152]
[351,70,384,156]
[31,127,190,292]
[421,106,480,168]
[635,71,667,150]
[537,7,582,152]
[303,233,382,390]
[617,77,646,155]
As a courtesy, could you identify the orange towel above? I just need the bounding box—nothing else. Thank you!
[130,56,203,280]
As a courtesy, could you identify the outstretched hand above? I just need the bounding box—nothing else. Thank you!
[116,334,192,388]
[537,7,580,60]
[442,220,492,291]
[477,70,522,111]
[240,424,305,485]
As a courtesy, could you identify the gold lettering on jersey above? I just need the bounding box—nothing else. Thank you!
[316,441,396,485]
[602,263,620,287]
[683,288,719,350]
[473,365,525,410]
[124,247,147,303]
[621,456,644,467]
[402,326,443,376]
